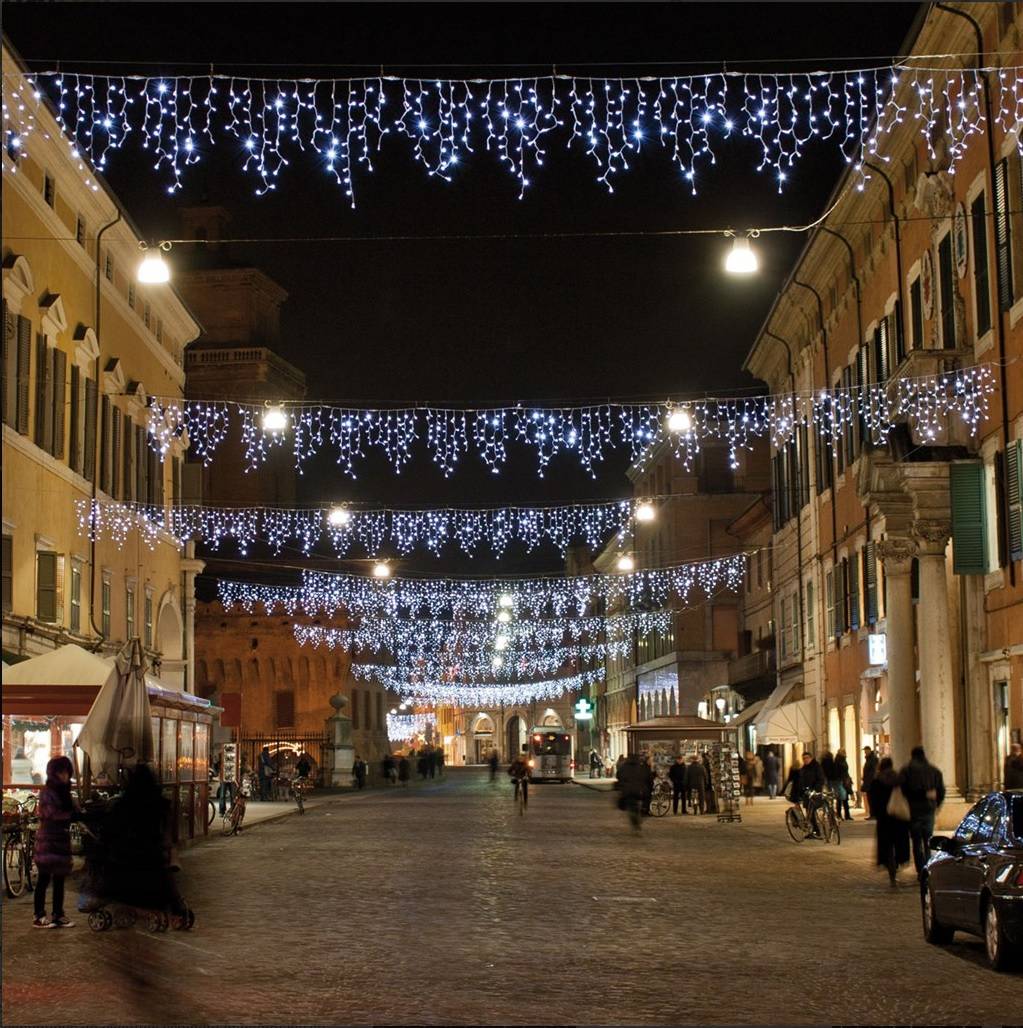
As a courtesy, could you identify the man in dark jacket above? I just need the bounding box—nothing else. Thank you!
[797,752,826,833]
[898,746,946,879]
[861,746,879,819]
[685,755,707,815]
[763,750,780,799]
[1004,743,1023,789]
[616,753,647,831]
[668,755,688,815]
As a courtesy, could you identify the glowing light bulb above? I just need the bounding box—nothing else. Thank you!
[137,252,170,283]
[498,593,515,608]
[635,502,656,523]
[616,553,635,573]
[327,506,351,527]
[497,610,511,624]
[495,635,509,651]
[667,408,692,433]
[492,656,504,670]
[372,561,392,579]
[261,406,288,432]
[724,236,758,274]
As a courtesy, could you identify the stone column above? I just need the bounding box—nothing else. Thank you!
[323,693,355,787]
[876,538,918,767]
[914,522,960,797]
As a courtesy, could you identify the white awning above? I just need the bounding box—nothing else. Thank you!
[756,697,817,745]
[730,700,765,727]
[1,644,116,688]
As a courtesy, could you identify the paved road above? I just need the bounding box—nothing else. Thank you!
[2,770,1019,1025]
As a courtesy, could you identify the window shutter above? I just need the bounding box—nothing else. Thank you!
[994,158,1013,311]
[111,407,122,499]
[1,536,12,614]
[939,234,956,348]
[16,315,31,434]
[100,394,112,494]
[950,460,990,575]
[137,426,147,503]
[2,301,14,426]
[52,348,66,460]
[877,317,890,383]
[35,335,50,450]
[799,425,810,508]
[864,542,878,625]
[857,344,870,451]
[826,570,835,638]
[1005,440,1023,562]
[123,414,134,501]
[83,377,97,481]
[848,553,861,631]
[37,551,57,622]
[834,560,847,638]
[893,298,905,365]
[69,365,81,473]
[972,190,992,335]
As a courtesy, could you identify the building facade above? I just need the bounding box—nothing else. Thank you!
[2,42,201,687]
[593,437,771,761]
[745,2,1023,800]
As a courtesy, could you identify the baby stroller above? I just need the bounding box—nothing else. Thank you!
[77,774,195,933]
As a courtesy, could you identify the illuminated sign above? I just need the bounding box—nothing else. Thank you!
[574,697,594,721]
[868,634,887,666]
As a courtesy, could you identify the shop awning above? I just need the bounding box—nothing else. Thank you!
[756,697,817,745]
[624,715,736,739]
[730,700,765,728]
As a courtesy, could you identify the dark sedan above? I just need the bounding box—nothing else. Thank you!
[921,790,1023,971]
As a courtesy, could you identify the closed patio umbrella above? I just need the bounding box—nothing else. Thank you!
[75,640,155,783]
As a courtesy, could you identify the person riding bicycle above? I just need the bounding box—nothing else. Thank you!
[794,752,826,835]
[508,748,531,808]
[296,753,312,781]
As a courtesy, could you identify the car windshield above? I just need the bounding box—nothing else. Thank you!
[1012,793,1023,842]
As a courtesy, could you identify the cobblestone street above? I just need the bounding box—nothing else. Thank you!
[3,770,1019,1025]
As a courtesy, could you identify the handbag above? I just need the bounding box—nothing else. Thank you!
[887,785,911,821]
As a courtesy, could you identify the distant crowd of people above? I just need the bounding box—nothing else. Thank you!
[351,745,444,789]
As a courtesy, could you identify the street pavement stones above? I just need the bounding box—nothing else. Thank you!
[2,769,1020,1026]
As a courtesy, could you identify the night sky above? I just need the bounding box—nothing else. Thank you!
[3,3,921,578]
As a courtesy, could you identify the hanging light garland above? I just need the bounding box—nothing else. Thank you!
[145,364,995,477]
[356,666,606,706]
[385,711,437,742]
[74,496,634,557]
[4,64,1017,202]
[293,609,671,654]
[217,551,745,619]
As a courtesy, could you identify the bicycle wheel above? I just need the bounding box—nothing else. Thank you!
[650,790,671,817]
[24,837,36,892]
[207,800,217,828]
[296,791,305,814]
[3,837,26,897]
[785,807,807,843]
[824,808,841,845]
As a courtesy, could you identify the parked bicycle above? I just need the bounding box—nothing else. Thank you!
[290,776,312,814]
[3,800,38,898]
[785,790,841,845]
[649,777,673,818]
[221,775,254,837]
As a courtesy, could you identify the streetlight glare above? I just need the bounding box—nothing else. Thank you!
[724,235,758,274]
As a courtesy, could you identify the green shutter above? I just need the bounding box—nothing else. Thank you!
[83,377,97,482]
[69,365,81,473]
[849,554,861,631]
[864,542,878,625]
[16,316,31,434]
[52,348,66,460]
[1006,440,1023,563]
[37,551,57,622]
[950,460,989,575]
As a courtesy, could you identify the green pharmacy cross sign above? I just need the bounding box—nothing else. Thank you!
[574,697,594,722]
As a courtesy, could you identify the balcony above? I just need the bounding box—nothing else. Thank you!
[727,649,775,689]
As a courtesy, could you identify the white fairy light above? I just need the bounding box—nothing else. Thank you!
[634,501,656,523]
[724,235,758,274]
[615,553,635,573]
[372,561,392,579]
[496,610,512,624]
[261,405,288,433]
[327,505,351,527]
[145,365,995,478]
[497,592,515,608]
[5,65,1013,203]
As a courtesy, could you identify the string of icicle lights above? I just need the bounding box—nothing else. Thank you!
[385,711,436,742]
[4,65,1021,201]
[292,610,670,654]
[361,667,607,707]
[217,552,745,619]
[351,640,619,681]
[146,365,995,478]
[75,496,635,558]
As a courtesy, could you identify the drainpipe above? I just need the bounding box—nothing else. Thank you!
[89,211,122,647]
[936,1,1013,586]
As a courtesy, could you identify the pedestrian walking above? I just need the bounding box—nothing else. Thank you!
[668,755,688,815]
[589,750,602,779]
[898,746,946,880]
[616,752,646,832]
[742,751,756,806]
[398,756,410,785]
[418,752,429,779]
[615,754,626,780]
[258,745,274,801]
[641,755,655,816]
[861,746,879,819]
[834,748,853,820]
[763,749,780,799]
[352,755,367,790]
[488,750,499,782]
[867,757,911,887]
[685,754,707,814]
[1004,742,1023,789]
[435,748,445,776]
[427,747,437,779]
[33,756,76,928]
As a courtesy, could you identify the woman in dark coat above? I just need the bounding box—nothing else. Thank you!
[867,757,911,886]
[33,755,76,928]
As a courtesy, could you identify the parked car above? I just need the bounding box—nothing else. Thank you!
[921,790,1023,971]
